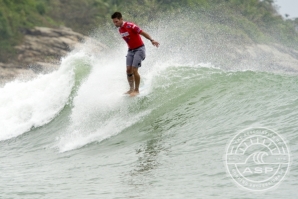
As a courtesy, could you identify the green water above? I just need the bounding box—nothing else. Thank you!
[1,63,297,198]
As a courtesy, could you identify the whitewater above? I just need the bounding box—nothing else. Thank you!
[1,18,298,198]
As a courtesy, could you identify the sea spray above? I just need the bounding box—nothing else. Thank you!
[0,49,92,141]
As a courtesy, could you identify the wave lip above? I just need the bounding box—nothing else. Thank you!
[0,51,92,141]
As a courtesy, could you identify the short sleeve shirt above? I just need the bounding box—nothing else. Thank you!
[118,21,144,49]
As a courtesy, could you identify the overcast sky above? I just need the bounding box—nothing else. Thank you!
[274,0,298,18]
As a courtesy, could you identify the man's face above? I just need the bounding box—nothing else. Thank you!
[112,18,123,27]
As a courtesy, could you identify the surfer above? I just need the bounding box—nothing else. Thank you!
[111,12,160,96]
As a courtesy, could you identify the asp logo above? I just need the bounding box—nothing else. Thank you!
[224,127,291,192]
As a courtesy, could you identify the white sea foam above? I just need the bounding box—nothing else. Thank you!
[56,48,151,152]
[55,35,217,152]
[0,24,215,146]
[0,50,90,141]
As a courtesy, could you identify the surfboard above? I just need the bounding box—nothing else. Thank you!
[124,85,148,97]
[138,85,149,97]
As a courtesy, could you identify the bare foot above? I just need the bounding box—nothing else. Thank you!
[129,91,139,97]
[124,90,134,95]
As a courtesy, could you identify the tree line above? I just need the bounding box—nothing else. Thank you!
[0,0,297,62]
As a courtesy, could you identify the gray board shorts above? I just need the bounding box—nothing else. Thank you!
[126,45,146,67]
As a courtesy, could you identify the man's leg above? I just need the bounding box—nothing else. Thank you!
[125,66,134,94]
[128,46,145,96]
[132,67,140,93]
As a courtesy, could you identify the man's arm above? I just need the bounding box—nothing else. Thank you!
[140,31,160,47]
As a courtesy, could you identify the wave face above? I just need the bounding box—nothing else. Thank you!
[1,22,298,198]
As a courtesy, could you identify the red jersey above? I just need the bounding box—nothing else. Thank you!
[118,21,144,49]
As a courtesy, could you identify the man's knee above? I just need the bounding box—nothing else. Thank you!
[126,66,133,74]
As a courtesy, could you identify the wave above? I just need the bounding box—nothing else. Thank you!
[1,26,298,152]
[0,48,93,141]
[56,62,298,152]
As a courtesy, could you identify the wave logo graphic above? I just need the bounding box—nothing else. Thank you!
[251,152,268,164]
[225,127,291,192]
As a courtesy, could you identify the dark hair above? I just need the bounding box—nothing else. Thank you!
[111,12,122,19]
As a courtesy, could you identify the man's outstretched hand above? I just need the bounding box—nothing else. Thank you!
[152,40,160,48]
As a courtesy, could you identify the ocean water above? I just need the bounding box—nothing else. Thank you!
[1,25,298,198]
